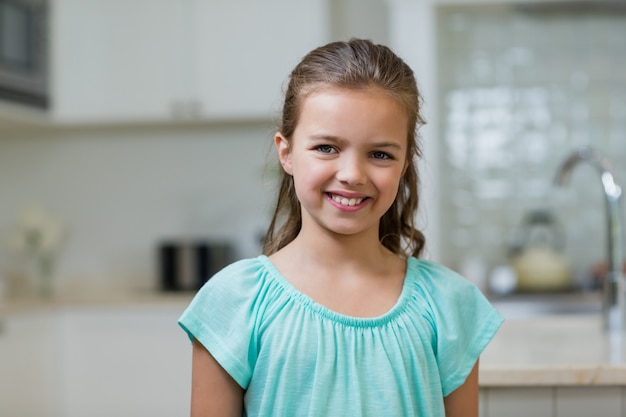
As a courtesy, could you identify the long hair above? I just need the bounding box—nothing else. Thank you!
[263,38,426,258]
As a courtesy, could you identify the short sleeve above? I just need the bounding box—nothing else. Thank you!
[178,258,264,388]
[418,261,504,396]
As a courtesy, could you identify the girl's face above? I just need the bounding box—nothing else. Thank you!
[275,87,409,241]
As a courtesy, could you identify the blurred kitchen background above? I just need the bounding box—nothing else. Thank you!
[0,0,621,299]
[0,0,624,298]
[0,0,625,416]
[437,0,626,295]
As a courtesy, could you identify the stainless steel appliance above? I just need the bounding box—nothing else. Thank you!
[158,240,234,292]
[0,0,48,108]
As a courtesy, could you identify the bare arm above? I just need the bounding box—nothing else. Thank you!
[443,359,480,417]
[190,339,243,417]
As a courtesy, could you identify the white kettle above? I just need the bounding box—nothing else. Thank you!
[509,209,571,292]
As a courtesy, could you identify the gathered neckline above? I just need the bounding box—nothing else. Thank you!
[256,255,418,328]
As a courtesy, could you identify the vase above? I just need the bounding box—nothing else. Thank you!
[29,256,55,299]
[38,269,54,298]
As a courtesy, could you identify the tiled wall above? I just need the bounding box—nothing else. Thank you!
[436,3,626,290]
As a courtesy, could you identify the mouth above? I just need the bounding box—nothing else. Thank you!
[327,193,369,207]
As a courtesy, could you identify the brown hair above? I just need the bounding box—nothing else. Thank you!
[263,38,426,258]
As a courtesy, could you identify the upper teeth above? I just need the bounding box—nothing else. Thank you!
[331,195,364,206]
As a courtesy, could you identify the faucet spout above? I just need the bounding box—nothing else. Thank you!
[555,146,622,200]
[554,146,625,335]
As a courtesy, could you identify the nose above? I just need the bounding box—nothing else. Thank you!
[336,154,367,186]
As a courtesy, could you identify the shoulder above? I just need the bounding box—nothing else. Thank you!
[183,256,276,312]
[207,256,267,283]
[404,257,499,322]
[179,255,279,339]
[179,256,276,388]
[407,257,475,294]
[195,255,273,298]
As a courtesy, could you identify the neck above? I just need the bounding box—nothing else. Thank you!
[288,224,395,268]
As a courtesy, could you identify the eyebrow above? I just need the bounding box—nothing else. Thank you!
[308,134,404,151]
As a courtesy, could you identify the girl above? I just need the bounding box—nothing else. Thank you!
[179,38,503,417]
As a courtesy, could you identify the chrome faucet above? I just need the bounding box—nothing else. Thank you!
[554,146,625,334]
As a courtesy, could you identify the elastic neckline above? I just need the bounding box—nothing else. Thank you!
[257,255,418,328]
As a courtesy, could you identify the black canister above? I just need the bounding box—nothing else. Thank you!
[158,241,233,291]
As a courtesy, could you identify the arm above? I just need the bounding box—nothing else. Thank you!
[190,339,243,417]
[443,359,480,417]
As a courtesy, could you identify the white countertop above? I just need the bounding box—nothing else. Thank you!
[0,290,194,315]
[480,313,626,386]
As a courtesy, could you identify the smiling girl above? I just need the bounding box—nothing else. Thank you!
[179,38,503,417]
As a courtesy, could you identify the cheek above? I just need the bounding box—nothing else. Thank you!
[292,156,329,179]
[376,170,406,204]
[292,165,325,191]
[291,161,335,200]
[380,166,406,187]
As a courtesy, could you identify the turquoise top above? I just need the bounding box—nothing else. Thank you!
[179,255,503,417]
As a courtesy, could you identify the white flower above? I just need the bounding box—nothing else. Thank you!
[9,205,65,257]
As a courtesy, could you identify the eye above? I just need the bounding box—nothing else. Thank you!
[371,151,392,160]
[316,145,336,154]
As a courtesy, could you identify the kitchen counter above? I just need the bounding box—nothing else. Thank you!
[4,290,624,388]
[480,313,626,386]
[0,290,194,315]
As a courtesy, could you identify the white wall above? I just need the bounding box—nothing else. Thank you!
[0,122,278,294]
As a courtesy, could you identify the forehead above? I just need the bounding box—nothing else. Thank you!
[300,85,401,110]
[294,87,409,144]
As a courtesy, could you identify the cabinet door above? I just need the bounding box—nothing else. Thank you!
[51,0,330,124]
[190,0,329,119]
[555,387,623,417]
[0,313,63,417]
[485,387,554,417]
[59,305,191,417]
[51,0,187,123]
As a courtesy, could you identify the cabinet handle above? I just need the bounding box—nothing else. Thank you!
[189,100,203,118]
[170,101,188,119]
[170,100,203,119]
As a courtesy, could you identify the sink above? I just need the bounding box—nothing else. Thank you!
[490,291,602,319]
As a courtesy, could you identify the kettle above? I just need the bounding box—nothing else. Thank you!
[509,209,571,292]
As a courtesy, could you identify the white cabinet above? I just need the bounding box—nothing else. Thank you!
[481,387,626,417]
[51,0,187,124]
[0,313,64,417]
[483,388,553,417]
[58,305,191,417]
[0,303,191,417]
[189,0,329,120]
[49,0,329,124]
[555,387,623,417]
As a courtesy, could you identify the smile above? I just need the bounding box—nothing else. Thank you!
[329,193,367,207]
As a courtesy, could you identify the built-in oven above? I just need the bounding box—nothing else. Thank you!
[0,0,48,108]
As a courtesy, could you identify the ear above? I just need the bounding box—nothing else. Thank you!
[274,132,293,175]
